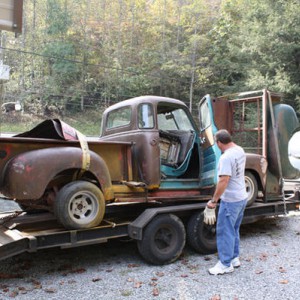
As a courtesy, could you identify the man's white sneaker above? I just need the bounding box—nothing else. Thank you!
[231,257,241,268]
[208,261,234,275]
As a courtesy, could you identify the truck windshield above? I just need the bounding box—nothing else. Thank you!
[157,107,194,131]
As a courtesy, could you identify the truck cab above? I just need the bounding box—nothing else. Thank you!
[99,96,218,197]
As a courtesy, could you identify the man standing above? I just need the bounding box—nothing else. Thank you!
[207,129,248,275]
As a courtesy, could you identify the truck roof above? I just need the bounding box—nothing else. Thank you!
[104,95,188,113]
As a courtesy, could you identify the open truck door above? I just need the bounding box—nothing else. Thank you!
[198,95,221,187]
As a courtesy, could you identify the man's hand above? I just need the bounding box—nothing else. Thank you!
[207,199,217,209]
[203,205,216,225]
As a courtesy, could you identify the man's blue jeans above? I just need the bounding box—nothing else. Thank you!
[216,199,247,266]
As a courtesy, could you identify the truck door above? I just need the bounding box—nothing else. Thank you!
[198,95,221,187]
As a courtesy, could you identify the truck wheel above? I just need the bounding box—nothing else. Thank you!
[137,214,186,265]
[54,181,105,230]
[187,211,217,254]
[245,171,258,206]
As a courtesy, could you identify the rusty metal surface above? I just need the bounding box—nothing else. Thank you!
[0,136,133,201]
[210,89,300,201]
[100,95,198,189]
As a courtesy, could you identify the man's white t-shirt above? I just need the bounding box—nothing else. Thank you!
[218,145,247,202]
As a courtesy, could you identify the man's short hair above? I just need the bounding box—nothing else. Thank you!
[215,129,232,144]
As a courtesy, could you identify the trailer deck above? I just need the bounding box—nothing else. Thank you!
[0,199,299,262]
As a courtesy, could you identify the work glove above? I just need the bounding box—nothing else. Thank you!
[203,206,216,225]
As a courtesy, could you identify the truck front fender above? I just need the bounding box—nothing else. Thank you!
[2,147,113,200]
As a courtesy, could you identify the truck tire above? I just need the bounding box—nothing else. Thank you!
[245,171,258,206]
[54,181,105,230]
[187,211,217,254]
[137,214,186,265]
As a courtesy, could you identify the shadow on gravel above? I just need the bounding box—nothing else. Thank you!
[241,217,281,235]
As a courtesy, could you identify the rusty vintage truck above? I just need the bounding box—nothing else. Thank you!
[0,89,299,264]
[0,89,299,229]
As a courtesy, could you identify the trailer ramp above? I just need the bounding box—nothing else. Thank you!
[0,212,129,261]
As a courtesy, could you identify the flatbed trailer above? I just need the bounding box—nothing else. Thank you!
[0,198,299,265]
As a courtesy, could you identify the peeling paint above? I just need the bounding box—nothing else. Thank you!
[12,162,25,174]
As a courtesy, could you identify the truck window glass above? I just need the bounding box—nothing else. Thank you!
[199,101,211,130]
[138,104,154,129]
[157,107,194,131]
[106,106,131,130]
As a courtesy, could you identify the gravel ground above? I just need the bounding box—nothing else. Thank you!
[0,200,300,300]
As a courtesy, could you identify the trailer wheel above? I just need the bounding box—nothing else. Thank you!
[54,181,105,230]
[187,211,217,254]
[137,214,186,265]
[245,171,258,206]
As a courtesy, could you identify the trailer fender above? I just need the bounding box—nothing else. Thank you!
[2,147,113,200]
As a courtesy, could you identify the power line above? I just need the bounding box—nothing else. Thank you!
[0,46,192,85]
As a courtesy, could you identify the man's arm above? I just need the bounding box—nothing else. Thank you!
[207,175,230,208]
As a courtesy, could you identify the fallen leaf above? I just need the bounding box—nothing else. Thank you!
[127,263,140,268]
[181,274,188,278]
[156,272,164,277]
[44,288,56,293]
[67,280,76,284]
[151,277,158,281]
[255,269,263,274]
[9,291,18,297]
[149,281,157,287]
[33,284,42,290]
[279,267,286,273]
[279,280,289,284]
[106,269,113,273]
[210,294,221,300]
[31,279,42,289]
[133,281,143,288]
[92,277,102,282]
[181,259,189,265]
[152,287,159,296]
[71,268,86,274]
[127,278,134,282]
[259,253,268,261]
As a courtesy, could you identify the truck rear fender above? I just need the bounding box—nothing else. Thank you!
[2,147,114,200]
[245,153,267,191]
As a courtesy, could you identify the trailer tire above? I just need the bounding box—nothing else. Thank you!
[137,214,186,265]
[187,211,217,254]
[245,171,258,206]
[54,180,105,230]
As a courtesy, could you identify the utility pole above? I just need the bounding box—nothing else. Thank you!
[0,31,12,134]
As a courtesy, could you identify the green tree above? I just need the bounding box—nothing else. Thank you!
[209,0,300,107]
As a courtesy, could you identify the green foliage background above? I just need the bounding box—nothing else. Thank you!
[0,0,299,135]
